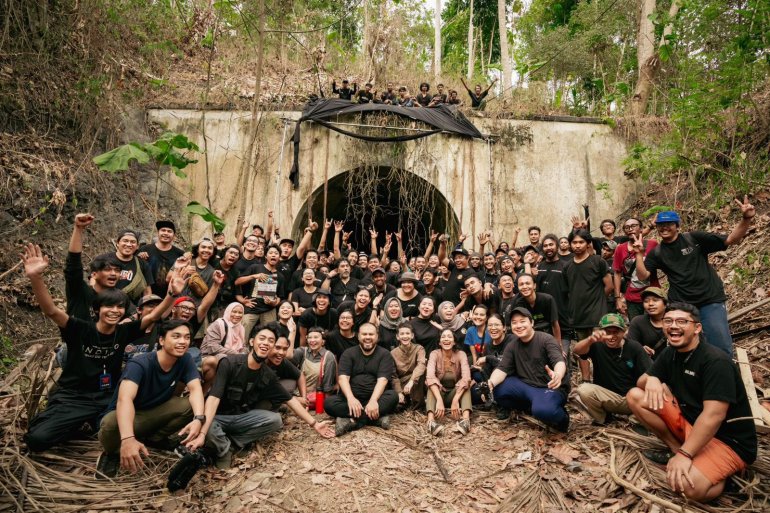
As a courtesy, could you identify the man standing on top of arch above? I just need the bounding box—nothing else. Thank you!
[631,196,756,356]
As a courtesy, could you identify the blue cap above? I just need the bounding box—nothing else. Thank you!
[655,211,681,224]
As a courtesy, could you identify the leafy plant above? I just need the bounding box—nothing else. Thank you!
[186,201,226,233]
[92,132,199,177]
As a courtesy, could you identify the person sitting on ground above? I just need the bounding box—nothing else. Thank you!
[263,334,307,409]
[356,83,375,103]
[22,243,179,453]
[178,324,335,480]
[298,288,339,346]
[415,82,432,107]
[396,86,415,107]
[291,327,338,411]
[465,305,491,365]
[96,319,204,478]
[380,83,397,104]
[627,286,668,359]
[460,77,497,110]
[200,302,247,391]
[626,303,757,502]
[487,307,569,431]
[332,79,357,100]
[378,297,405,351]
[633,198,756,356]
[447,89,462,105]
[391,322,427,408]
[471,313,511,409]
[325,323,399,436]
[425,329,472,436]
[573,313,651,425]
[97,228,154,302]
[428,83,447,107]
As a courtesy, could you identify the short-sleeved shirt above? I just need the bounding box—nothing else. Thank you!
[109,351,199,411]
[464,326,491,349]
[381,290,422,318]
[209,354,293,415]
[328,276,361,307]
[327,328,359,361]
[109,255,154,292]
[563,255,609,329]
[442,263,473,304]
[612,240,659,302]
[496,331,568,395]
[647,342,757,464]
[291,287,316,310]
[267,359,302,381]
[298,307,339,332]
[138,243,184,296]
[58,317,144,393]
[579,339,651,396]
[409,317,441,354]
[239,263,280,315]
[338,345,395,400]
[336,301,373,331]
[535,259,570,328]
[627,314,666,357]
[643,231,728,305]
[512,293,559,334]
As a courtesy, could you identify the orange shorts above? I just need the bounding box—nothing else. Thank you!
[656,396,747,485]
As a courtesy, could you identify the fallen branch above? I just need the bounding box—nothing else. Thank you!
[728,297,770,323]
[432,450,451,483]
[0,260,23,283]
[608,440,689,513]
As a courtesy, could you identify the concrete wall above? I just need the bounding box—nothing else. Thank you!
[146,109,637,246]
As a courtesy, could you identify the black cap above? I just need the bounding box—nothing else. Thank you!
[371,267,386,275]
[451,248,470,257]
[510,307,533,320]
[137,294,163,308]
[279,238,295,247]
[155,220,176,233]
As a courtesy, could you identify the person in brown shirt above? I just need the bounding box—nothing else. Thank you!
[425,329,472,436]
[390,322,427,408]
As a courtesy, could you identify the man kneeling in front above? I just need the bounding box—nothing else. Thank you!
[626,302,757,501]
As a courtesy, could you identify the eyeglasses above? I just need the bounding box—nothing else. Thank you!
[177,305,196,312]
[623,223,640,230]
[662,318,697,327]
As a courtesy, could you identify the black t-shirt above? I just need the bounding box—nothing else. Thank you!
[643,231,728,305]
[496,331,569,396]
[277,255,301,299]
[442,263,473,304]
[58,317,144,393]
[291,287,316,310]
[648,343,757,464]
[415,92,432,107]
[563,255,609,329]
[497,294,516,327]
[338,345,395,400]
[138,243,184,296]
[298,307,339,332]
[109,351,199,411]
[329,276,361,307]
[109,255,155,292]
[409,317,441,354]
[356,90,374,103]
[467,89,488,108]
[381,290,422,318]
[64,251,99,322]
[462,291,501,315]
[627,314,666,357]
[337,301,373,331]
[209,354,293,415]
[377,326,398,351]
[513,293,558,334]
[327,328,359,361]
[215,263,240,308]
[423,286,444,306]
[239,263,280,314]
[234,254,263,277]
[267,359,302,381]
[536,259,570,329]
[580,339,651,396]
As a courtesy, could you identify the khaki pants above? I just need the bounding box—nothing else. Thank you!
[98,396,192,454]
[242,309,277,340]
[576,383,631,424]
[426,371,472,413]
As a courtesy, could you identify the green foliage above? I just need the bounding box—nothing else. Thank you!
[641,205,674,218]
[186,201,226,233]
[0,336,17,376]
[93,132,199,175]
[441,0,502,76]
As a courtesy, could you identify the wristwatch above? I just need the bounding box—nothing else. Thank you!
[193,414,206,424]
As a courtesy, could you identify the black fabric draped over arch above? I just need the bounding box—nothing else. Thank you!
[288,98,485,189]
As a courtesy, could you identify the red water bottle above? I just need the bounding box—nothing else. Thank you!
[315,390,325,414]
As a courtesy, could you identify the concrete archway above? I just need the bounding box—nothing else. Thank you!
[292,166,460,259]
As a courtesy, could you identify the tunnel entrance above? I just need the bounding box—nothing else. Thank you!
[292,167,460,259]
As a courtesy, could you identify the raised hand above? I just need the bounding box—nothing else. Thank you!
[324,219,333,230]
[212,270,225,286]
[394,230,402,242]
[22,243,49,277]
[342,231,352,242]
[334,220,344,232]
[267,209,274,219]
[630,233,644,254]
[459,233,468,242]
[736,195,756,219]
[369,227,378,239]
[308,220,319,232]
[74,213,94,229]
[430,230,439,242]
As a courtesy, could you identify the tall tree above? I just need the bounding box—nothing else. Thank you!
[497,0,512,91]
[467,0,475,79]
[434,0,442,78]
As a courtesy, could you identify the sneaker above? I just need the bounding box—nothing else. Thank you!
[167,449,212,492]
[496,408,511,421]
[335,417,356,437]
[477,382,494,410]
[214,451,232,470]
[642,449,673,466]
[95,452,119,479]
[427,421,444,436]
[456,419,470,436]
[375,415,392,430]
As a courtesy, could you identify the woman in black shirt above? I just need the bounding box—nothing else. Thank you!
[410,296,442,354]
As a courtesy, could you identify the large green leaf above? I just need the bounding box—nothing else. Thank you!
[92,144,150,173]
[186,201,226,233]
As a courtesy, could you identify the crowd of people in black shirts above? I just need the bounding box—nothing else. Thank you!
[18,195,760,501]
[330,77,498,109]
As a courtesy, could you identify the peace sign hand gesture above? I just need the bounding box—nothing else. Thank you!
[737,195,756,220]
[630,233,644,254]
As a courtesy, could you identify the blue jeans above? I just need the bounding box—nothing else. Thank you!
[205,409,283,457]
[697,302,732,356]
[494,376,569,431]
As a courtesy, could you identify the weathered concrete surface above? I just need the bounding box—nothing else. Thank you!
[146,109,637,245]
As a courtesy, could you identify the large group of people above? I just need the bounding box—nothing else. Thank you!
[19,195,760,501]
[330,77,498,109]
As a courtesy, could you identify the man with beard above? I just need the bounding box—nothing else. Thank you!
[322,259,360,307]
[367,267,395,310]
[22,243,179,453]
[65,213,122,321]
[626,303,756,502]
[235,245,282,338]
[138,220,184,297]
[535,235,570,340]
[574,314,651,425]
[633,199,755,356]
[325,323,399,435]
[98,229,154,302]
[487,308,569,431]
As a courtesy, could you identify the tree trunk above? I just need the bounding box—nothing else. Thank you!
[630,0,680,116]
[466,0,474,80]
[434,0,442,79]
[363,0,371,79]
[498,0,512,92]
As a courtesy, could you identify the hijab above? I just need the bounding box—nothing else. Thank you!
[221,302,245,353]
[379,297,405,330]
[438,301,465,331]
